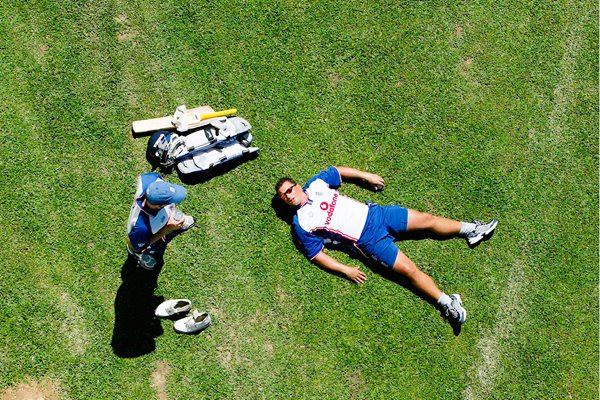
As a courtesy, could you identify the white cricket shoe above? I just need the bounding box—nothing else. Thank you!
[441,294,467,325]
[466,219,498,247]
[172,210,195,231]
[181,215,195,231]
[173,310,211,334]
[154,299,192,318]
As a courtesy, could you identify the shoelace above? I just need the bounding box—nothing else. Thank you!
[472,220,485,233]
[444,307,458,319]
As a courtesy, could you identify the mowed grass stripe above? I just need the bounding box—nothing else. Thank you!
[463,256,527,400]
[464,6,592,399]
[546,3,584,144]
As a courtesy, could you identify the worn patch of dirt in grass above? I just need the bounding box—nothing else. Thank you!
[459,57,473,76]
[215,308,257,371]
[546,16,582,142]
[35,43,49,64]
[347,368,367,399]
[1,378,62,400]
[454,26,464,38]
[211,307,235,370]
[151,360,171,400]
[328,72,342,87]
[264,340,274,357]
[217,328,254,371]
[115,14,138,43]
[276,285,288,302]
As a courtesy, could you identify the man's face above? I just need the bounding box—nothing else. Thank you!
[278,181,304,207]
[145,200,165,211]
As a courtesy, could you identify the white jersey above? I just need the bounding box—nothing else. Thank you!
[297,179,369,242]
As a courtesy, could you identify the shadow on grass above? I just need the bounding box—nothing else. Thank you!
[342,176,385,193]
[360,254,462,336]
[111,253,165,358]
[147,152,259,185]
[178,152,259,185]
[270,194,462,335]
[270,194,296,225]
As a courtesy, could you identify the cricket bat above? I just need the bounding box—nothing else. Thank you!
[132,105,237,136]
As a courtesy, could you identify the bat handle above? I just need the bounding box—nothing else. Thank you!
[199,108,237,120]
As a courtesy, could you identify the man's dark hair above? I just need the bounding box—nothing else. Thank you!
[275,177,297,193]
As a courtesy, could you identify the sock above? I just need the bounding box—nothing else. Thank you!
[437,293,452,308]
[459,222,476,236]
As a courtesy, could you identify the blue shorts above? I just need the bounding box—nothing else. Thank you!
[357,204,409,268]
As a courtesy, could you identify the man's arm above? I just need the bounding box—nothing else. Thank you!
[149,213,185,244]
[312,250,367,284]
[335,166,384,190]
[129,212,185,253]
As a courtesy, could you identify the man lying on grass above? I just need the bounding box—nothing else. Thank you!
[275,166,498,330]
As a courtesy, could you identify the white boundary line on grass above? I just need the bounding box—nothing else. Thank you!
[463,262,526,400]
[547,12,583,143]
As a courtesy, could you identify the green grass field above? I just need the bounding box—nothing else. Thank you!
[0,1,597,399]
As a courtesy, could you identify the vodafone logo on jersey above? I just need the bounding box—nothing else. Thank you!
[322,193,338,225]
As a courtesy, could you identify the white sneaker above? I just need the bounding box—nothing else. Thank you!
[466,219,498,247]
[172,210,195,231]
[181,215,195,231]
[174,310,211,334]
[441,294,467,325]
[155,299,192,318]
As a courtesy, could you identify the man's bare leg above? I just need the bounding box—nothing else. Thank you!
[406,209,498,247]
[391,243,467,326]
[391,249,443,301]
[406,209,462,236]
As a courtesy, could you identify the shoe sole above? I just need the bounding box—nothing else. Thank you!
[181,219,196,231]
[467,220,498,246]
[447,294,467,325]
[452,294,467,324]
[173,317,211,334]
[173,323,210,334]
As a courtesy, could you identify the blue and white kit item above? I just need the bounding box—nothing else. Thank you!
[292,166,409,268]
[126,172,192,269]
[145,114,259,175]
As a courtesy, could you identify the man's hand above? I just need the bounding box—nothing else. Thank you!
[312,251,368,284]
[336,166,385,191]
[345,266,367,284]
[363,172,384,191]
[163,212,185,233]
